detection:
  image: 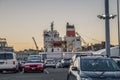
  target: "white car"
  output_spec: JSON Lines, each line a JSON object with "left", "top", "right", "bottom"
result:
{"left": 0, "top": 52, "right": 19, "bottom": 73}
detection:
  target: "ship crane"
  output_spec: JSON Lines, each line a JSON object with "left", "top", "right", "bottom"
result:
{"left": 32, "top": 37, "right": 39, "bottom": 50}
{"left": 75, "top": 32, "right": 88, "bottom": 47}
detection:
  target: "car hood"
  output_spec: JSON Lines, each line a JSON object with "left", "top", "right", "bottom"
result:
{"left": 80, "top": 71, "right": 120, "bottom": 79}
{"left": 24, "top": 63, "right": 43, "bottom": 66}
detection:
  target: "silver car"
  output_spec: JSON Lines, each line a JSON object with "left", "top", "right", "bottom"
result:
{"left": 44, "top": 59, "right": 56, "bottom": 68}
{"left": 67, "top": 56, "right": 120, "bottom": 80}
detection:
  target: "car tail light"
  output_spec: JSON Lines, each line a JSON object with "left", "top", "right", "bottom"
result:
{"left": 38, "top": 64, "right": 43, "bottom": 67}
{"left": 13, "top": 61, "right": 15, "bottom": 65}
{"left": 25, "top": 65, "right": 30, "bottom": 67}
{"left": 37, "top": 65, "right": 41, "bottom": 67}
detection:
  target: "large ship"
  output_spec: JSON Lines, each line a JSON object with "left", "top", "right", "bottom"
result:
{"left": 43, "top": 22, "right": 63, "bottom": 52}
{"left": 64, "top": 23, "right": 82, "bottom": 52}
{"left": 43, "top": 22, "right": 82, "bottom": 52}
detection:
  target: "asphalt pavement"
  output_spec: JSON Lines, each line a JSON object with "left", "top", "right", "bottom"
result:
{"left": 0, "top": 68, "right": 68, "bottom": 80}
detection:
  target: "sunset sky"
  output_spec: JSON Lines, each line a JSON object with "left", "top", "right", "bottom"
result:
{"left": 0, "top": 0, "right": 119, "bottom": 51}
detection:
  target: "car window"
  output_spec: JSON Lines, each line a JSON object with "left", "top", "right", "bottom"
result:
{"left": 117, "top": 61, "right": 120, "bottom": 68}
{"left": 81, "top": 58, "right": 120, "bottom": 71}
{"left": 0, "top": 53, "right": 13, "bottom": 60}
{"left": 28, "top": 56, "right": 41, "bottom": 60}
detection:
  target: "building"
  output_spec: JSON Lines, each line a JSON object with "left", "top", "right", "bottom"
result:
{"left": 0, "top": 38, "right": 14, "bottom": 52}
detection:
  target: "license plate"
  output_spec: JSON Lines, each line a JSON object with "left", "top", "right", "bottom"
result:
{"left": 32, "top": 67, "right": 35, "bottom": 70}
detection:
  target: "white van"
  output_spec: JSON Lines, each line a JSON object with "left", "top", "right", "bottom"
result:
{"left": 0, "top": 52, "right": 19, "bottom": 73}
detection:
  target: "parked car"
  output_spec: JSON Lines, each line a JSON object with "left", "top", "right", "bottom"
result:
{"left": 61, "top": 58, "right": 71, "bottom": 68}
{"left": 71, "top": 53, "right": 93, "bottom": 64}
{"left": 67, "top": 56, "right": 120, "bottom": 80}
{"left": 18, "top": 60, "right": 26, "bottom": 71}
{"left": 56, "top": 60, "right": 62, "bottom": 68}
{"left": 44, "top": 59, "right": 56, "bottom": 68}
{"left": 0, "top": 52, "right": 19, "bottom": 73}
{"left": 23, "top": 55, "right": 44, "bottom": 73}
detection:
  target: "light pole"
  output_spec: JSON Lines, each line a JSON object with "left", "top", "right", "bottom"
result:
{"left": 98, "top": 0, "right": 116, "bottom": 57}
{"left": 117, "top": 0, "right": 120, "bottom": 56}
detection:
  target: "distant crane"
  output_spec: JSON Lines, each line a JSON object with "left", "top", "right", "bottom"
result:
{"left": 32, "top": 37, "right": 39, "bottom": 50}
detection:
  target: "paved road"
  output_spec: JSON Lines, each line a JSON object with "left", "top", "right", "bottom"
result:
{"left": 0, "top": 68, "right": 68, "bottom": 80}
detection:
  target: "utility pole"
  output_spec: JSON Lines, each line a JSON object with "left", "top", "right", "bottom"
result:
{"left": 98, "top": 0, "right": 116, "bottom": 57}
{"left": 117, "top": 0, "right": 120, "bottom": 56}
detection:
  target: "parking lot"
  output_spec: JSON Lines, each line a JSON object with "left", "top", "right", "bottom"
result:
{"left": 0, "top": 68, "right": 68, "bottom": 80}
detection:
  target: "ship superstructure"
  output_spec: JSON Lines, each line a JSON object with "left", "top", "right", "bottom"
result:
{"left": 64, "top": 23, "right": 82, "bottom": 52}
{"left": 0, "top": 38, "right": 14, "bottom": 52}
{"left": 43, "top": 22, "right": 63, "bottom": 52}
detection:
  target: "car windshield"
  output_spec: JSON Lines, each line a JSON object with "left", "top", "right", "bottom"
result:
{"left": 27, "top": 55, "right": 43, "bottom": 63}
{"left": 0, "top": 53, "right": 13, "bottom": 60}
{"left": 26, "top": 60, "right": 41, "bottom": 63}
{"left": 81, "top": 58, "right": 120, "bottom": 71}
{"left": 64, "top": 59, "right": 71, "bottom": 61}
{"left": 28, "top": 56, "right": 41, "bottom": 61}
{"left": 47, "top": 59, "right": 55, "bottom": 62}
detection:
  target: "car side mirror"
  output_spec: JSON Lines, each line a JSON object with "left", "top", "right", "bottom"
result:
{"left": 72, "top": 66, "right": 78, "bottom": 71}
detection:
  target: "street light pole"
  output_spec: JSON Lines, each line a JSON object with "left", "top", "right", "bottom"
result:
{"left": 117, "top": 0, "right": 120, "bottom": 56}
{"left": 97, "top": 0, "right": 116, "bottom": 57}
{"left": 105, "top": 0, "right": 110, "bottom": 57}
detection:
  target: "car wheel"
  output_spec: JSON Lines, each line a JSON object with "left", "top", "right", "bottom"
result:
{"left": 41, "top": 70, "right": 44, "bottom": 73}
{"left": 24, "top": 70, "right": 27, "bottom": 73}
{"left": 53, "top": 66, "right": 56, "bottom": 68}
{"left": 0, "top": 70, "right": 3, "bottom": 73}
{"left": 14, "top": 69, "right": 19, "bottom": 73}
{"left": 19, "top": 68, "right": 23, "bottom": 72}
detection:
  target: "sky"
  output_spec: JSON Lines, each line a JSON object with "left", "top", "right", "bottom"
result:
{"left": 0, "top": 0, "right": 119, "bottom": 51}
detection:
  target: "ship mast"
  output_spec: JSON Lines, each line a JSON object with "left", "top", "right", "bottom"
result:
{"left": 51, "top": 21, "right": 54, "bottom": 52}
{"left": 51, "top": 21, "right": 54, "bottom": 32}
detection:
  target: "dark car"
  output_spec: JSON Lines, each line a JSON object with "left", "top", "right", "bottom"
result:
{"left": 61, "top": 58, "right": 71, "bottom": 68}
{"left": 67, "top": 56, "right": 120, "bottom": 80}
{"left": 18, "top": 60, "right": 26, "bottom": 71}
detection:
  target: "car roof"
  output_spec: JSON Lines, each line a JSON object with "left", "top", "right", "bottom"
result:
{"left": 0, "top": 52, "right": 14, "bottom": 54}
{"left": 29, "top": 55, "right": 41, "bottom": 56}
{"left": 112, "top": 58, "right": 120, "bottom": 61}
{"left": 80, "top": 56, "right": 110, "bottom": 59}
{"left": 46, "top": 59, "right": 54, "bottom": 60}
